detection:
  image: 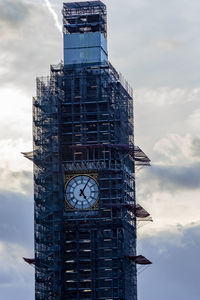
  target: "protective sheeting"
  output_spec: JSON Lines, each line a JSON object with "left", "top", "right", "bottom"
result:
{"left": 64, "top": 32, "right": 107, "bottom": 65}
{"left": 126, "top": 255, "right": 152, "bottom": 265}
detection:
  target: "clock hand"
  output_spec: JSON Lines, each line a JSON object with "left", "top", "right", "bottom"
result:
{"left": 79, "top": 189, "right": 87, "bottom": 199}
{"left": 79, "top": 189, "right": 84, "bottom": 196}
{"left": 79, "top": 177, "right": 90, "bottom": 199}
{"left": 82, "top": 177, "right": 90, "bottom": 192}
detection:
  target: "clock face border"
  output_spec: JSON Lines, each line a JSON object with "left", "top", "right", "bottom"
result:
{"left": 65, "top": 172, "right": 99, "bottom": 211}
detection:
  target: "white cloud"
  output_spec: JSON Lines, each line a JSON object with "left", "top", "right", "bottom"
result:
{"left": 153, "top": 134, "right": 200, "bottom": 165}
{"left": 138, "top": 189, "right": 200, "bottom": 237}
{"left": 0, "top": 138, "right": 32, "bottom": 172}
{"left": 0, "top": 167, "right": 32, "bottom": 194}
{"left": 187, "top": 109, "right": 200, "bottom": 131}
{"left": 152, "top": 38, "right": 179, "bottom": 51}
{"left": 0, "top": 88, "right": 32, "bottom": 174}
{"left": 134, "top": 86, "right": 200, "bottom": 160}
{"left": 135, "top": 87, "right": 200, "bottom": 106}
{"left": 136, "top": 133, "right": 200, "bottom": 235}
{"left": 0, "top": 88, "right": 31, "bottom": 139}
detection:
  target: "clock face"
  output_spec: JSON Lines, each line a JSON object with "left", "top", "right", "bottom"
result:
{"left": 65, "top": 175, "right": 98, "bottom": 210}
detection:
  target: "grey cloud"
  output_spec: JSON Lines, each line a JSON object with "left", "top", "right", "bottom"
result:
{"left": 0, "top": 0, "right": 30, "bottom": 31}
{"left": 0, "top": 169, "right": 33, "bottom": 247}
{"left": 0, "top": 268, "right": 17, "bottom": 285}
{"left": 0, "top": 169, "right": 34, "bottom": 298}
{"left": 0, "top": 168, "right": 33, "bottom": 195}
{"left": 11, "top": 170, "right": 33, "bottom": 194}
{"left": 153, "top": 164, "right": 200, "bottom": 190}
{"left": 0, "top": 238, "right": 34, "bottom": 298}
{"left": 135, "top": 99, "right": 200, "bottom": 157}
{"left": 137, "top": 163, "right": 200, "bottom": 193}
{"left": 107, "top": 0, "right": 200, "bottom": 88}
{"left": 1, "top": 285, "right": 34, "bottom": 300}
{"left": 0, "top": 189, "right": 33, "bottom": 247}
{"left": 0, "top": 1, "right": 62, "bottom": 93}
{"left": 138, "top": 224, "right": 200, "bottom": 300}
{"left": 1, "top": 0, "right": 200, "bottom": 93}
{"left": 190, "top": 137, "right": 200, "bottom": 158}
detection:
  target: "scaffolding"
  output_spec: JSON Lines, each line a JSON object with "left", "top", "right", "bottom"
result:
{"left": 63, "top": 1, "right": 107, "bottom": 36}
{"left": 33, "top": 68, "right": 65, "bottom": 299}
{"left": 32, "top": 58, "right": 152, "bottom": 299}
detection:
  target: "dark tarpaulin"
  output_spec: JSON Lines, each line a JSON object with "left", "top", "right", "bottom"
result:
{"left": 23, "top": 257, "right": 35, "bottom": 265}
{"left": 64, "top": 1, "right": 105, "bottom": 9}
{"left": 105, "top": 203, "right": 150, "bottom": 218}
{"left": 126, "top": 255, "right": 152, "bottom": 265}
{"left": 126, "top": 204, "right": 150, "bottom": 218}
{"left": 21, "top": 151, "right": 34, "bottom": 162}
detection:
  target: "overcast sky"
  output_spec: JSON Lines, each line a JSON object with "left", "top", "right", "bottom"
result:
{"left": 0, "top": 0, "right": 200, "bottom": 299}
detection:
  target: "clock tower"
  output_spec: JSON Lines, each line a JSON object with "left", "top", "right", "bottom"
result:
{"left": 33, "top": 1, "right": 150, "bottom": 300}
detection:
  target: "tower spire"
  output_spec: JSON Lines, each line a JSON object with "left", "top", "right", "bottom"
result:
{"left": 63, "top": 1, "right": 107, "bottom": 65}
